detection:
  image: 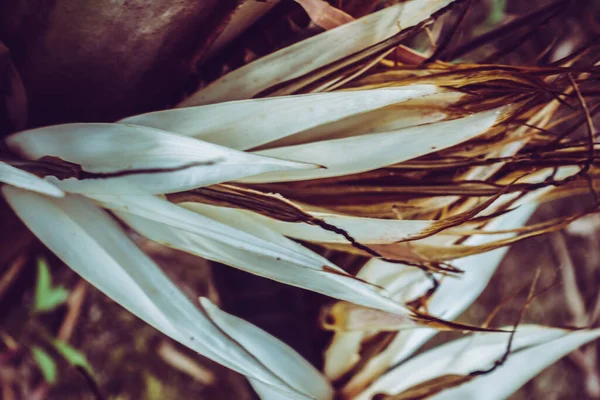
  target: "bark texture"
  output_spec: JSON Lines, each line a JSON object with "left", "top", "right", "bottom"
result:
{"left": 0, "top": 0, "right": 237, "bottom": 126}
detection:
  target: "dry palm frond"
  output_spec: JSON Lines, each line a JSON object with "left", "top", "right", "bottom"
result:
{"left": 363, "top": 326, "right": 600, "bottom": 400}
{"left": 2, "top": 1, "right": 600, "bottom": 399}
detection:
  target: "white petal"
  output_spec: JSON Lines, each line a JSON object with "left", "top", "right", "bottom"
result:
{"left": 201, "top": 298, "right": 333, "bottom": 400}
{"left": 180, "top": 0, "right": 456, "bottom": 106}
{"left": 242, "top": 109, "right": 501, "bottom": 183}
{"left": 0, "top": 161, "right": 64, "bottom": 197}
{"left": 1, "top": 186, "right": 310, "bottom": 398}
{"left": 122, "top": 86, "right": 439, "bottom": 151}
{"left": 360, "top": 325, "right": 600, "bottom": 400}
{"left": 6, "top": 123, "right": 315, "bottom": 194}
{"left": 112, "top": 200, "right": 409, "bottom": 315}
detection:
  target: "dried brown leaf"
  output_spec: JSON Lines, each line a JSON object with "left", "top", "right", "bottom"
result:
{"left": 294, "top": 0, "right": 354, "bottom": 30}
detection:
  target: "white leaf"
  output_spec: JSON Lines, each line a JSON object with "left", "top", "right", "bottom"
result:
{"left": 360, "top": 325, "right": 600, "bottom": 400}
{"left": 251, "top": 379, "right": 306, "bottom": 400}
{"left": 179, "top": 203, "right": 414, "bottom": 314}
{"left": 430, "top": 329, "right": 600, "bottom": 400}
{"left": 92, "top": 194, "right": 331, "bottom": 269}
{"left": 427, "top": 205, "right": 538, "bottom": 320}
{"left": 1, "top": 187, "right": 307, "bottom": 398}
{"left": 329, "top": 204, "right": 537, "bottom": 394}
{"left": 242, "top": 109, "right": 501, "bottom": 183}
{"left": 179, "top": 202, "right": 336, "bottom": 257}
{"left": 324, "top": 261, "right": 428, "bottom": 379}
{"left": 201, "top": 298, "right": 333, "bottom": 400}
{"left": 180, "top": 0, "right": 455, "bottom": 106}
{"left": 0, "top": 161, "right": 64, "bottom": 197}
{"left": 229, "top": 208, "right": 434, "bottom": 244}
{"left": 121, "top": 87, "right": 439, "bottom": 151}
{"left": 111, "top": 200, "right": 409, "bottom": 315}
{"left": 324, "top": 332, "right": 366, "bottom": 380}
{"left": 265, "top": 91, "right": 461, "bottom": 149}
{"left": 6, "top": 123, "right": 315, "bottom": 194}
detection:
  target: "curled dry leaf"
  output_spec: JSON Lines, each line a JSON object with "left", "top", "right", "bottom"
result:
{"left": 361, "top": 326, "right": 600, "bottom": 400}
{"left": 324, "top": 203, "right": 538, "bottom": 394}
{"left": 292, "top": 0, "right": 427, "bottom": 64}
{"left": 293, "top": 0, "right": 354, "bottom": 30}
{"left": 2, "top": 2, "right": 599, "bottom": 398}
{"left": 323, "top": 301, "right": 508, "bottom": 334}
{"left": 324, "top": 302, "right": 418, "bottom": 332}
{"left": 170, "top": 185, "right": 446, "bottom": 245}
{"left": 180, "top": 0, "right": 457, "bottom": 106}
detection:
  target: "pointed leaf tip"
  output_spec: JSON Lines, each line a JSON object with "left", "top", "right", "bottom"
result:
{"left": 0, "top": 161, "right": 64, "bottom": 197}
{"left": 6, "top": 123, "right": 317, "bottom": 194}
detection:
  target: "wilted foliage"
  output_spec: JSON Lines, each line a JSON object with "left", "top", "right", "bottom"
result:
{"left": 1, "top": 0, "right": 600, "bottom": 399}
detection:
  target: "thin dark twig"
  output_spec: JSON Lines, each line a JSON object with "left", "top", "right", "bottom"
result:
{"left": 470, "top": 266, "right": 542, "bottom": 376}
{"left": 568, "top": 73, "right": 599, "bottom": 203}
{"left": 427, "top": 0, "right": 472, "bottom": 62}
{"left": 551, "top": 232, "right": 588, "bottom": 326}
{"left": 569, "top": 74, "right": 597, "bottom": 161}
{"left": 542, "top": 102, "right": 600, "bottom": 151}
{"left": 482, "top": 2, "right": 570, "bottom": 64}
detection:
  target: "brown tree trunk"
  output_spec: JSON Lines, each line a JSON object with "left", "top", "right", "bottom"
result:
{"left": 0, "top": 0, "right": 237, "bottom": 127}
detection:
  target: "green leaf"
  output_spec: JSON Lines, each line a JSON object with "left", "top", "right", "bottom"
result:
{"left": 34, "top": 257, "right": 69, "bottom": 313}
{"left": 487, "top": 0, "right": 506, "bottom": 26}
{"left": 144, "top": 373, "right": 165, "bottom": 400}
{"left": 31, "top": 346, "right": 57, "bottom": 384}
{"left": 53, "top": 339, "right": 93, "bottom": 374}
